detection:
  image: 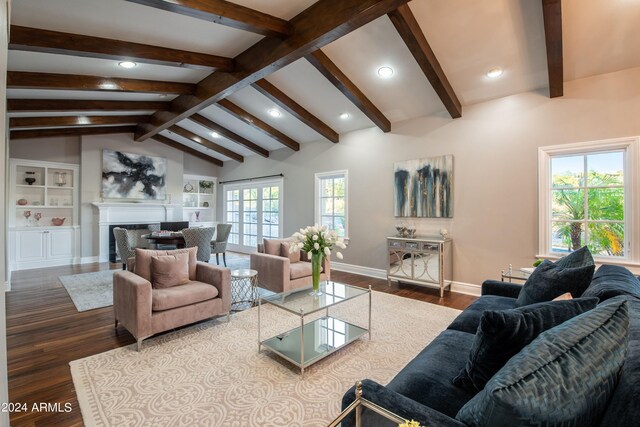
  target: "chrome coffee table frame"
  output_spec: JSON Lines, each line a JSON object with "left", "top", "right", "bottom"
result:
{"left": 258, "top": 281, "right": 371, "bottom": 375}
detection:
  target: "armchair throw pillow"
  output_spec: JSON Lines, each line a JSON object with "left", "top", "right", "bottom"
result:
{"left": 582, "top": 264, "right": 640, "bottom": 302}
{"left": 452, "top": 297, "right": 598, "bottom": 392}
{"left": 554, "top": 245, "right": 595, "bottom": 269}
{"left": 515, "top": 260, "right": 594, "bottom": 307}
{"left": 280, "top": 242, "right": 301, "bottom": 263}
{"left": 151, "top": 252, "right": 190, "bottom": 289}
{"left": 456, "top": 297, "right": 629, "bottom": 427}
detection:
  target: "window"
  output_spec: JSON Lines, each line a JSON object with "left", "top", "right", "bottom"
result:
{"left": 538, "top": 137, "right": 639, "bottom": 263}
{"left": 315, "top": 170, "right": 348, "bottom": 238}
{"left": 223, "top": 179, "right": 283, "bottom": 251}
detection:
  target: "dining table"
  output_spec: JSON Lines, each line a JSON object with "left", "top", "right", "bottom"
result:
{"left": 142, "top": 233, "right": 186, "bottom": 249}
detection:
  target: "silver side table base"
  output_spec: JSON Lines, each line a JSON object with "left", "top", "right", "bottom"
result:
{"left": 230, "top": 269, "right": 258, "bottom": 311}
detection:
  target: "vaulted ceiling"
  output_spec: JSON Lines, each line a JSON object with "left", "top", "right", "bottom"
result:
{"left": 7, "top": 0, "right": 640, "bottom": 166}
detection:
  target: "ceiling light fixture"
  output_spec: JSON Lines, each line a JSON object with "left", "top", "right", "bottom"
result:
{"left": 377, "top": 66, "right": 394, "bottom": 79}
{"left": 118, "top": 61, "right": 137, "bottom": 69}
{"left": 486, "top": 67, "right": 504, "bottom": 79}
{"left": 210, "top": 131, "right": 220, "bottom": 138}
{"left": 268, "top": 108, "right": 281, "bottom": 118}
{"left": 339, "top": 113, "right": 350, "bottom": 120}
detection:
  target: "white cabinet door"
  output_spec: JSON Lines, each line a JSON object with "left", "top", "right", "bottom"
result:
{"left": 48, "top": 229, "right": 74, "bottom": 259}
{"left": 16, "top": 230, "right": 47, "bottom": 263}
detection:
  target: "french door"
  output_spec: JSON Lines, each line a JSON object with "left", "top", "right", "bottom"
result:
{"left": 224, "top": 179, "right": 283, "bottom": 252}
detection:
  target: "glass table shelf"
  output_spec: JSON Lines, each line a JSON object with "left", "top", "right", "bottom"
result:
{"left": 259, "top": 281, "right": 371, "bottom": 374}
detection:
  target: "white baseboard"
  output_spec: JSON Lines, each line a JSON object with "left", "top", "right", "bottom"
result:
{"left": 331, "top": 262, "right": 481, "bottom": 297}
{"left": 80, "top": 256, "right": 100, "bottom": 264}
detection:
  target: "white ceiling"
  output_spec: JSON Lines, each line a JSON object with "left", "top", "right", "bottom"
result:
{"left": 8, "top": 0, "right": 640, "bottom": 164}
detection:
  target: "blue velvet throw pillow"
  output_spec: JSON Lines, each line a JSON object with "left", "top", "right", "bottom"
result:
{"left": 452, "top": 297, "right": 599, "bottom": 392}
{"left": 456, "top": 296, "right": 629, "bottom": 427}
{"left": 554, "top": 245, "right": 595, "bottom": 269}
{"left": 583, "top": 264, "right": 640, "bottom": 302}
{"left": 515, "top": 260, "right": 595, "bottom": 307}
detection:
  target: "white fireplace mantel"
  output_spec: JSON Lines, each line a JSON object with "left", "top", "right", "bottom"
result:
{"left": 92, "top": 202, "right": 180, "bottom": 262}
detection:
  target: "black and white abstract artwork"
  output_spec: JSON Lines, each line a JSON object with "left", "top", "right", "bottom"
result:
{"left": 394, "top": 155, "right": 453, "bottom": 218}
{"left": 102, "top": 150, "right": 167, "bottom": 200}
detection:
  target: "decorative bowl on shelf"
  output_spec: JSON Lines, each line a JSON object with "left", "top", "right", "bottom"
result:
{"left": 202, "top": 202, "right": 209, "bottom": 207}
{"left": 51, "top": 217, "right": 66, "bottom": 226}
{"left": 17, "top": 199, "right": 28, "bottom": 206}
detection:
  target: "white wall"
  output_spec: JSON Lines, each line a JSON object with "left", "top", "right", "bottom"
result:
{"left": 9, "top": 136, "right": 81, "bottom": 164}
{"left": 1, "top": 1, "right": 11, "bottom": 424}
{"left": 218, "top": 66, "right": 640, "bottom": 286}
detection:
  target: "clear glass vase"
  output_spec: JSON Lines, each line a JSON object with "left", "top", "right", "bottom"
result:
{"left": 311, "top": 252, "right": 323, "bottom": 296}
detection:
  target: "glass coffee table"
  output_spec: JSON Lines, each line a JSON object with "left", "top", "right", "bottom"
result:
{"left": 258, "top": 281, "right": 371, "bottom": 375}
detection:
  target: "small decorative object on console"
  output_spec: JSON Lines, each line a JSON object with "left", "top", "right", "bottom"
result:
{"left": 289, "top": 225, "right": 346, "bottom": 295}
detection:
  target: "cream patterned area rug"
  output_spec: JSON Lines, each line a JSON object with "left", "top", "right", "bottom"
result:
{"left": 70, "top": 291, "right": 461, "bottom": 426}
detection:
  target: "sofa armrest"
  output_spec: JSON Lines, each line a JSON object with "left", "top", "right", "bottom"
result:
{"left": 341, "top": 379, "right": 466, "bottom": 427}
{"left": 250, "top": 252, "right": 289, "bottom": 293}
{"left": 113, "top": 270, "right": 152, "bottom": 339}
{"left": 196, "top": 262, "right": 231, "bottom": 312}
{"left": 481, "top": 279, "right": 522, "bottom": 298}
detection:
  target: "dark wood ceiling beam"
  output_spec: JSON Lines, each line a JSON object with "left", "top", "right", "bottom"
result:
{"left": 306, "top": 49, "right": 390, "bottom": 132}
{"left": 9, "top": 115, "right": 150, "bottom": 130}
{"left": 388, "top": 5, "right": 461, "bottom": 118}
{"left": 252, "top": 79, "right": 339, "bottom": 143}
{"left": 134, "top": 0, "right": 411, "bottom": 141}
{"left": 125, "top": 0, "right": 291, "bottom": 38}
{"left": 10, "top": 125, "right": 136, "bottom": 140}
{"left": 9, "top": 25, "right": 233, "bottom": 71}
{"left": 151, "top": 134, "right": 224, "bottom": 166}
{"left": 7, "top": 71, "right": 195, "bottom": 94}
{"left": 167, "top": 125, "right": 244, "bottom": 162}
{"left": 7, "top": 99, "right": 171, "bottom": 112}
{"left": 216, "top": 99, "right": 300, "bottom": 151}
{"left": 189, "top": 114, "right": 268, "bottom": 157}
{"left": 542, "top": 0, "right": 563, "bottom": 98}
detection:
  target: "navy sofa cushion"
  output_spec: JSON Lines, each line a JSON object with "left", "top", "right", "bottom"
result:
{"left": 456, "top": 297, "right": 629, "bottom": 427}
{"left": 515, "top": 260, "right": 595, "bottom": 307}
{"left": 554, "top": 245, "right": 595, "bottom": 268}
{"left": 583, "top": 264, "right": 640, "bottom": 302}
{"left": 448, "top": 296, "right": 517, "bottom": 334}
{"left": 452, "top": 297, "right": 599, "bottom": 392}
{"left": 386, "top": 329, "right": 478, "bottom": 418}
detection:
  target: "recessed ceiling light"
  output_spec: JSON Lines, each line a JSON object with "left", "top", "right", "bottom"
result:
{"left": 339, "top": 113, "right": 350, "bottom": 120}
{"left": 100, "top": 82, "right": 117, "bottom": 90}
{"left": 377, "top": 66, "right": 394, "bottom": 79}
{"left": 210, "top": 131, "right": 220, "bottom": 138}
{"left": 268, "top": 108, "right": 281, "bottom": 118}
{"left": 118, "top": 61, "right": 137, "bottom": 69}
{"left": 486, "top": 67, "right": 504, "bottom": 79}
{"left": 158, "top": 94, "right": 168, "bottom": 98}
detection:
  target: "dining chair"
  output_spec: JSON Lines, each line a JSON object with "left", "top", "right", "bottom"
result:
{"left": 211, "top": 223, "right": 233, "bottom": 267}
{"left": 113, "top": 227, "right": 136, "bottom": 270}
{"left": 182, "top": 227, "right": 216, "bottom": 262}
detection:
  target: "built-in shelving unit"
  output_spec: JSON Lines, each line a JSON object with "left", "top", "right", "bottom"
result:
{"left": 8, "top": 159, "right": 80, "bottom": 271}
{"left": 182, "top": 174, "right": 217, "bottom": 227}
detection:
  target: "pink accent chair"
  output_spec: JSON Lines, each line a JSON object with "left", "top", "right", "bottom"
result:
{"left": 113, "top": 247, "right": 231, "bottom": 351}
{"left": 250, "top": 238, "right": 331, "bottom": 293}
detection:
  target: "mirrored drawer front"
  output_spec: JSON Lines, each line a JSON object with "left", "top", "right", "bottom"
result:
{"left": 404, "top": 242, "right": 419, "bottom": 250}
{"left": 388, "top": 240, "right": 403, "bottom": 248}
{"left": 422, "top": 243, "right": 440, "bottom": 251}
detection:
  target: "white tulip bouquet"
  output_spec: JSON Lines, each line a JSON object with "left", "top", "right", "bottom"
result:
{"left": 290, "top": 225, "right": 347, "bottom": 294}
{"left": 289, "top": 225, "right": 346, "bottom": 259}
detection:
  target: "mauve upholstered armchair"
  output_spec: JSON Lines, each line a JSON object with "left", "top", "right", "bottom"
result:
{"left": 113, "top": 247, "right": 231, "bottom": 351}
{"left": 250, "top": 238, "right": 330, "bottom": 293}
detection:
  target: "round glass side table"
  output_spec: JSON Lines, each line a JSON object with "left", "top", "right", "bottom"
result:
{"left": 230, "top": 269, "right": 259, "bottom": 311}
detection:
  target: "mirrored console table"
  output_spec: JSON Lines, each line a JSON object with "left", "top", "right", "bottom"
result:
{"left": 387, "top": 236, "right": 453, "bottom": 298}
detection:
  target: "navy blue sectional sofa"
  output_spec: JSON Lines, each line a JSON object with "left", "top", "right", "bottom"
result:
{"left": 342, "top": 265, "right": 640, "bottom": 427}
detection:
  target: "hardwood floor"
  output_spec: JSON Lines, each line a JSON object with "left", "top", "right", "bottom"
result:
{"left": 5, "top": 259, "right": 477, "bottom": 426}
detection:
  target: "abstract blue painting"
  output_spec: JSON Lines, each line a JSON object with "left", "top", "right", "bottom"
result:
{"left": 394, "top": 155, "right": 453, "bottom": 218}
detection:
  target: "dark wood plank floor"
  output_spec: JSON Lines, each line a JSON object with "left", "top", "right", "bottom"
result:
{"left": 5, "top": 260, "right": 477, "bottom": 426}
